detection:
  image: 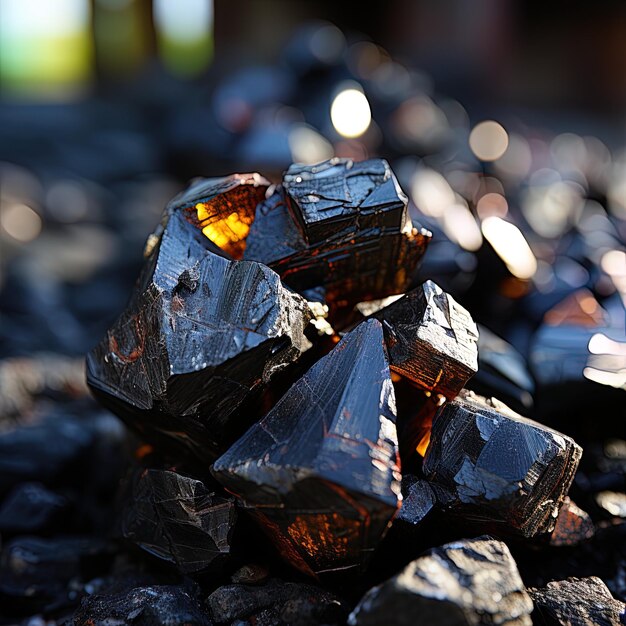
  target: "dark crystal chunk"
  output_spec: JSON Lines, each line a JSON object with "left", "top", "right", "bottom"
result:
{"left": 282, "top": 158, "right": 410, "bottom": 244}
{"left": 243, "top": 159, "right": 431, "bottom": 309}
{"left": 86, "top": 206, "right": 311, "bottom": 461}
{"left": 372, "top": 280, "right": 478, "bottom": 399}
{"left": 349, "top": 536, "right": 533, "bottom": 626}
{"left": 206, "top": 578, "right": 348, "bottom": 625}
{"left": 423, "top": 391, "right": 582, "bottom": 538}
{"left": 73, "top": 583, "right": 211, "bottom": 626}
{"left": 529, "top": 577, "right": 626, "bottom": 626}
{"left": 168, "top": 172, "right": 269, "bottom": 259}
{"left": 121, "top": 469, "right": 236, "bottom": 574}
{"left": 212, "top": 319, "right": 401, "bottom": 577}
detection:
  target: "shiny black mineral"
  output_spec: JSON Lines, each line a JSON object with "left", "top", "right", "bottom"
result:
{"left": 121, "top": 468, "right": 236, "bottom": 574}
{"left": 372, "top": 280, "right": 479, "bottom": 398}
{"left": 349, "top": 536, "right": 534, "bottom": 626}
{"left": 86, "top": 176, "right": 311, "bottom": 460}
{"left": 423, "top": 390, "right": 582, "bottom": 538}
{"left": 243, "top": 158, "right": 431, "bottom": 308}
{"left": 212, "top": 319, "right": 401, "bottom": 577}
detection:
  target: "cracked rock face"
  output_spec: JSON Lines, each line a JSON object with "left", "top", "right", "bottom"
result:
{"left": 349, "top": 536, "right": 534, "bottom": 625}
{"left": 529, "top": 577, "right": 626, "bottom": 625}
{"left": 243, "top": 158, "right": 431, "bottom": 308}
{"left": 373, "top": 280, "right": 479, "bottom": 399}
{"left": 212, "top": 319, "right": 401, "bottom": 577}
{"left": 86, "top": 187, "right": 311, "bottom": 461}
{"left": 423, "top": 390, "right": 582, "bottom": 538}
{"left": 120, "top": 468, "right": 236, "bottom": 574}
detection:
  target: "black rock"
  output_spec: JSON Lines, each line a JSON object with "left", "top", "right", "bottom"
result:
{"left": 206, "top": 578, "right": 348, "bottom": 625}
{"left": 372, "top": 280, "right": 478, "bottom": 399}
{"left": 0, "top": 482, "right": 69, "bottom": 535}
{"left": 121, "top": 468, "right": 236, "bottom": 574}
{"left": 73, "top": 583, "right": 211, "bottom": 626}
{"left": 243, "top": 159, "right": 431, "bottom": 310}
{"left": 529, "top": 577, "right": 626, "bottom": 625}
{"left": 395, "top": 475, "right": 436, "bottom": 527}
{"left": 282, "top": 158, "right": 410, "bottom": 245}
{"left": 549, "top": 497, "right": 595, "bottom": 547}
{"left": 86, "top": 198, "right": 312, "bottom": 461}
{"left": 212, "top": 319, "right": 401, "bottom": 577}
{"left": 349, "top": 536, "right": 534, "bottom": 625}
{"left": 423, "top": 390, "right": 582, "bottom": 538}
{"left": 0, "top": 536, "right": 114, "bottom": 615}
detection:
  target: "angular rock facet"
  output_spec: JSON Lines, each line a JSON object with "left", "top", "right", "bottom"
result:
{"left": 349, "top": 536, "right": 533, "bottom": 625}
{"left": 121, "top": 469, "right": 236, "bottom": 573}
{"left": 243, "top": 159, "right": 431, "bottom": 308}
{"left": 372, "top": 280, "right": 478, "bottom": 399}
{"left": 529, "top": 577, "right": 626, "bottom": 626}
{"left": 86, "top": 206, "right": 311, "bottom": 461}
{"left": 212, "top": 319, "right": 401, "bottom": 577}
{"left": 74, "top": 584, "right": 211, "bottom": 626}
{"left": 423, "top": 390, "right": 582, "bottom": 538}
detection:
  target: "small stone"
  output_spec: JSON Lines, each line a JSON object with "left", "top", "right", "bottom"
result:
{"left": 0, "top": 482, "right": 69, "bottom": 534}
{"left": 349, "top": 536, "right": 533, "bottom": 625}
{"left": 73, "top": 583, "right": 211, "bottom": 626}
{"left": 206, "top": 578, "right": 348, "bottom": 625}
{"left": 121, "top": 468, "right": 236, "bottom": 573}
{"left": 550, "top": 497, "right": 595, "bottom": 547}
{"left": 423, "top": 390, "right": 582, "bottom": 538}
{"left": 529, "top": 576, "right": 626, "bottom": 625}
{"left": 372, "top": 280, "right": 478, "bottom": 399}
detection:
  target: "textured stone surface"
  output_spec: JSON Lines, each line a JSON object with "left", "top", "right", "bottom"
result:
{"left": 529, "top": 577, "right": 626, "bottom": 625}
{"left": 121, "top": 469, "right": 236, "bottom": 573}
{"left": 74, "top": 583, "right": 211, "bottom": 626}
{"left": 243, "top": 159, "right": 431, "bottom": 308}
{"left": 550, "top": 497, "right": 595, "bottom": 547}
{"left": 349, "top": 536, "right": 533, "bottom": 625}
{"left": 206, "top": 578, "right": 348, "bottom": 625}
{"left": 373, "top": 280, "right": 478, "bottom": 399}
{"left": 423, "top": 390, "right": 582, "bottom": 538}
{"left": 86, "top": 203, "right": 311, "bottom": 461}
{"left": 212, "top": 319, "right": 401, "bottom": 577}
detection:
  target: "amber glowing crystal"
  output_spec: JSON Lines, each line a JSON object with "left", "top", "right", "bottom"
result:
{"left": 86, "top": 181, "right": 311, "bottom": 461}
{"left": 423, "top": 390, "right": 582, "bottom": 538}
{"left": 212, "top": 319, "right": 402, "bottom": 577}
{"left": 170, "top": 172, "right": 269, "bottom": 259}
{"left": 243, "top": 158, "right": 431, "bottom": 307}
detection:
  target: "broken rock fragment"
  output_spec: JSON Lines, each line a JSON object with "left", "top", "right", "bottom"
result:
{"left": 121, "top": 468, "right": 236, "bottom": 574}
{"left": 86, "top": 203, "right": 311, "bottom": 461}
{"left": 372, "top": 280, "right": 479, "bottom": 399}
{"left": 349, "top": 536, "right": 533, "bottom": 625}
{"left": 74, "top": 583, "right": 211, "bottom": 626}
{"left": 212, "top": 319, "right": 401, "bottom": 577}
{"left": 529, "top": 577, "right": 626, "bottom": 625}
{"left": 243, "top": 159, "right": 431, "bottom": 308}
{"left": 206, "top": 578, "right": 348, "bottom": 625}
{"left": 423, "top": 390, "right": 582, "bottom": 538}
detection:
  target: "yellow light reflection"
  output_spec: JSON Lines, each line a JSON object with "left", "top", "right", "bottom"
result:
{"left": 196, "top": 203, "right": 252, "bottom": 257}
{"left": 481, "top": 217, "right": 537, "bottom": 279}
